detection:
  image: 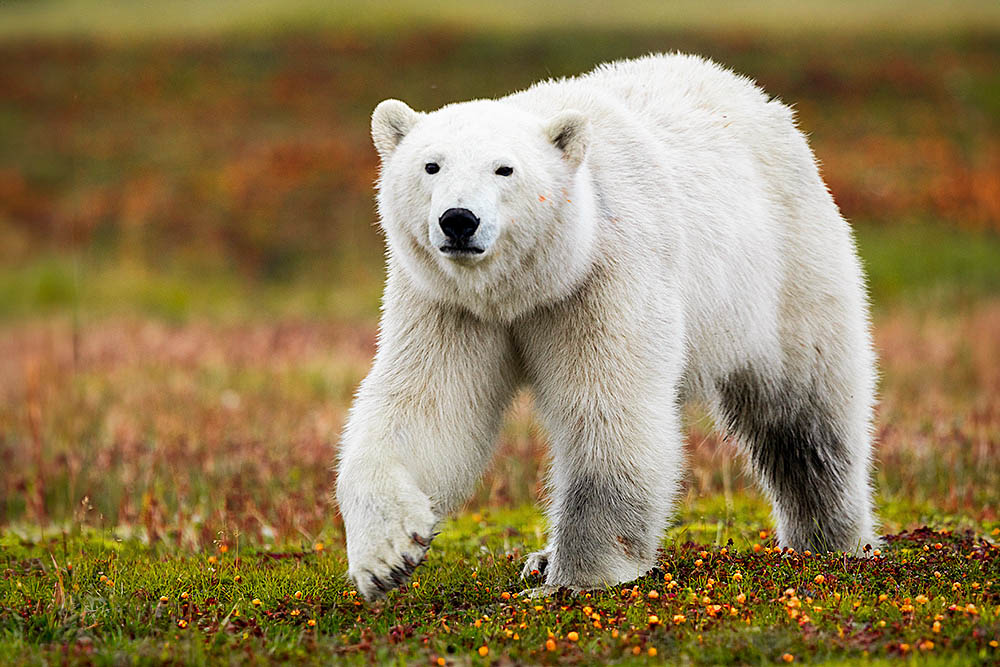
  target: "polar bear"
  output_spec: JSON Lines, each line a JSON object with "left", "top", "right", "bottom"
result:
{"left": 335, "top": 53, "right": 878, "bottom": 600}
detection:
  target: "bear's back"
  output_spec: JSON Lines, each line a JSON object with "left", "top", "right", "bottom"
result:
{"left": 581, "top": 54, "right": 775, "bottom": 119}
{"left": 509, "top": 53, "right": 800, "bottom": 175}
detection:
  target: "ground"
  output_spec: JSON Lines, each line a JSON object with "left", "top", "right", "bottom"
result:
{"left": 0, "top": 1, "right": 998, "bottom": 663}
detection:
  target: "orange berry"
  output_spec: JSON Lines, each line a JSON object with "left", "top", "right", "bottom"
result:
{"left": 782, "top": 653, "right": 794, "bottom": 662}
{"left": 567, "top": 631, "right": 579, "bottom": 642}
{"left": 545, "top": 639, "right": 556, "bottom": 651}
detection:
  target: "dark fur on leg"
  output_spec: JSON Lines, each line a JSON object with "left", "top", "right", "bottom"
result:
{"left": 717, "top": 367, "right": 862, "bottom": 553}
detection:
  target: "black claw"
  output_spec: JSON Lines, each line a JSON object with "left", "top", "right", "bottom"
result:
{"left": 411, "top": 532, "right": 429, "bottom": 547}
{"left": 389, "top": 565, "right": 409, "bottom": 586}
{"left": 370, "top": 574, "right": 390, "bottom": 594}
{"left": 402, "top": 553, "right": 419, "bottom": 571}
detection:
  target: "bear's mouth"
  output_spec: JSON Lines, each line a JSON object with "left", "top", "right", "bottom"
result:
{"left": 439, "top": 245, "right": 485, "bottom": 256}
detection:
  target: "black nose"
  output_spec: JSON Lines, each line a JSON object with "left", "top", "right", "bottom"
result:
{"left": 439, "top": 208, "right": 480, "bottom": 243}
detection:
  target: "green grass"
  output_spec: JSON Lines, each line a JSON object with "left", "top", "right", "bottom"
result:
{"left": 2, "top": 498, "right": 998, "bottom": 665}
{"left": 0, "top": 254, "right": 384, "bottom": 324}
{"left": 854, "top": 223, "right": 1000, "bottom": 312}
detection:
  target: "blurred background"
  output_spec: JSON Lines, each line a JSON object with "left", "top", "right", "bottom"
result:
{"left": 1, "top": 1, "right": 998, "bottom": 547}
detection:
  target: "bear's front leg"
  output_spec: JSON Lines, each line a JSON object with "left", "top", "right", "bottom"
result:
{"left": 519, "top": 272, "right": 686, "bottom": 591}
{"left": 538, "top": 429, "right": 683, "bottom": 590}
{"left": 336, "top": 285, "right": 518, "bottom": 600}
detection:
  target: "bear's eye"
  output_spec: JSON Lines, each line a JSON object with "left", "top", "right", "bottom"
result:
{"left": 424, "top": 162, "right": 440, "bottom": 174}
{"left": 495, "top": 166, "right": 514, "bottom": 177}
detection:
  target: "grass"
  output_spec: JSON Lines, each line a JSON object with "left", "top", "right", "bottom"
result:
{"left": 2, "top": 500, "right": 998, "bottom": 665}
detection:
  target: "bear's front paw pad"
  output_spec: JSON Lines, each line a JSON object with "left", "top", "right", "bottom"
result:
{"left": 520, "top": 549, "right": 550, "bottom": 580}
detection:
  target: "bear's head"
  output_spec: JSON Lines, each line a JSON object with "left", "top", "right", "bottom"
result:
{"left": 370, "top": 98, "right": 597, "bottom": 322}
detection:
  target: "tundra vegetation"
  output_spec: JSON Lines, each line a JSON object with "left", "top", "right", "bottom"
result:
{"left": 1, "top": 1, "right": 998, "bottom": 663}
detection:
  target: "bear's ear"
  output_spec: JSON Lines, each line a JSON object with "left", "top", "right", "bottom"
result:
{"left": 371, "top": 99, "right": 419, "bottom": 160}
{"left": 544, "top": 110, "right": 590, "bottom": 169}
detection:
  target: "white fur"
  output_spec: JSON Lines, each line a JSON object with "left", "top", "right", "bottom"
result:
{"left": 337, "top": 53, "right": 878, "bottom": 600}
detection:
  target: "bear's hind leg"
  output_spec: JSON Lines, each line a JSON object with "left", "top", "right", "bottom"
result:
{"left": 716, "top": 368, "right": 877, "bottom": 554}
